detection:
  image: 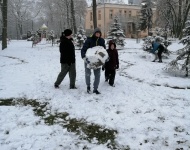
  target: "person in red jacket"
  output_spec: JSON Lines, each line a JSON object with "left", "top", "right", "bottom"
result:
{"left": 102, "top": 40, "right": 119, "bottom": 86}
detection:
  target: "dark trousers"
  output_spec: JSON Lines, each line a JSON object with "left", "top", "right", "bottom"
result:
{"left": 54, "top": 63, "right": 76, "bottom": 87}
{"left": 105, "top": 69, "right": 116, "bottom": 86}
{"left": 157, "top": 45, "right": 164, "bottom": 62}
{"left": 157, "top": 50, "right": 163, "bottom": 61}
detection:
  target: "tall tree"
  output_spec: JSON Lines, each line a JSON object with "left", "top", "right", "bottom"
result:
{"left": 70, "top": 0, "right": 77, "bottom": 34}
{"left": 140, "top": 0, "right": 153, "bottom": 35}
{"left": 92, "top": 0, "right": 97, "bottom": 29}
{"left": 9, "top": 0, "right": 41, "bottom": 39}
{"left": 107, "top": 16, "right": 126, "bottom": 48}
{"left": 0, "top": 0, "right": 8, "bottom": 50}
{"left": 166, "top": 18, "right": 190, "bottom": 77}
{"left": 156, "top": 0, "right": 190, "bottom": 39}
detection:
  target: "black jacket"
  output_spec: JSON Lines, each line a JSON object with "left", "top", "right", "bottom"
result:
{"left": 105, "top": 41, "right": 119, "bottom": 70}
{"left": 59, "top": 36, "right": 75, "bottom": 64}
{"left": 81, "top": 36, "right": 106, "bottom": 58}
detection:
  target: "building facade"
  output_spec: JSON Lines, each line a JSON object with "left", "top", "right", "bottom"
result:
{"left": 85, "top": 3, "right": 156, "bottom": 38}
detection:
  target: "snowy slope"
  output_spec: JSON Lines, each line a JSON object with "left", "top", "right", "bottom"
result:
{"left": 0, "top": 39, "right": 190, "bottom": 150}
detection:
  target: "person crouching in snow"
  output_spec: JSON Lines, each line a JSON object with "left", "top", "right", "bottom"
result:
{"left": 151, "top": 39, "right": 165, "bottom": 63}
{"left": 102, "top": 40, "right": 119, "bottom": 87}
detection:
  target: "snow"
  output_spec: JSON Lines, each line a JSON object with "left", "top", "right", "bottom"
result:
{"left": 86, "top": 46, "right": 109, "bottom": 69}
{"left": 0, "top": 39, "right": 190, "bottom": 149}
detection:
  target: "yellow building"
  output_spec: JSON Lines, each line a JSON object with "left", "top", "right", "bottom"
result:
{"left": 85, "top": 3, "right": 157, "bottom": 38}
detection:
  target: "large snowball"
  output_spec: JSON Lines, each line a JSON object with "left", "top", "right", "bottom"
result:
{"left": 86, "top": 46, "right": 108, "bottom": 69}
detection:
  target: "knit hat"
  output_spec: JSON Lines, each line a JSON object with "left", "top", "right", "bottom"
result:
{"left": 64, "top": 29, "right": 72, "bottom": 36}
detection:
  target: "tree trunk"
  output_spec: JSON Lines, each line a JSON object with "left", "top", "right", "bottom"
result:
{"left": 92, "top": 0, "right": 97, "bottom": 29}
{"left": 19, "top": 23, "right": 23, "bottom": 38}
{"left": 16, "top": 19, "right": 19, "bottom": 40}
{"left": 185, "top": 52, "right": 190, "bottom": 77}
{"left": 65, "top": 0, "right": 70, "bottom": 28}
{"left": 2, "top": 0, "right": 7, "bottom": 50}
{"left": 70, "top": 0, "right": 77, "bottom": 34}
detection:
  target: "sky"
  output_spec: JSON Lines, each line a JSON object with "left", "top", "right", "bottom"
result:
{"left": 0, "top": 38, "right": 190, "bottom": 150}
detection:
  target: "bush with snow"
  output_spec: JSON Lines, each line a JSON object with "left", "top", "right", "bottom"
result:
{"left": 165, "top": 20, "right": 190, "bottom": 77}
{"left": 85, "top": 46, "right": 108, "bottom": 69}
{"left": 142, "top": 36, "right": 171, "bottom": 57}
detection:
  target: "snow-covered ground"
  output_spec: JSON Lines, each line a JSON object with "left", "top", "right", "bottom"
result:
{"left": 0, "top": 39, "right": 190, "bottom": 150}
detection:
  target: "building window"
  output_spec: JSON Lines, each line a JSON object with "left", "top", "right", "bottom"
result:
{"left": 98, "top": 24, "right": 101, "bottom": 28}
{"left": 98, "top": 10, "right": 101, "bottom": 20}
{"left": 90, "top": 12, "right": 93, "bottom": 21}
{"left": 90, "top": 25, "right": 93, "bottom": 29}
{"left": 109, "top": 10, "right": 113, "bottom": 19}
{"left": 124, "top": 10, "right": 127, "bottom": 17}
{"left": 129, "top": 11, "right": 132, "bottom": 17}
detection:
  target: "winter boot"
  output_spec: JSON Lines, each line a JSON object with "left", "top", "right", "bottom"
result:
{"left": 109, "top": 84, "right": 115, "bottom": 87}
{"left": 158, "top": 59, "right": 162, "bottom": 63}
{"left": 87, "top": 86, "right": 91, "bottom": 94}
{"left": 54, "top": 84, "right": 59, "bottom": 89}
{"left": 93, "top": 90, "right": 101, "bottom": 94}
{"left": 70, "top": 85, "right": 77, "bottom": 89}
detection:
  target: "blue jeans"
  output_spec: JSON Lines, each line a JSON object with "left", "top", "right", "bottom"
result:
{"left": 84, "top": 63, "right": 101, "bottom": 91}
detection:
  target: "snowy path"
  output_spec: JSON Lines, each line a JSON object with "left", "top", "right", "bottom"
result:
{"left": 0, "top": 40, "right": 190, "bottom": 150}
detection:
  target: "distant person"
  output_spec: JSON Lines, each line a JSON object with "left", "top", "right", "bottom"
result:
{"left": 81, "top": 28, "right": 106, "bottom": 94}
{"left": 102, "top": 40, "right": 119, "bottom": 86}
{"left": 54, "top": 29, "right": 77, "bottom": 89}
{"left": 151, "top": 39, "right": 165, "bottom": 63}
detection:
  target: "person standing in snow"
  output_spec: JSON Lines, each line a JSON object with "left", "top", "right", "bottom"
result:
{"left": 81, "top": 28, "right": 106, "bottom": 94}
{"left": 54, "top": 29, "right": 77, "bottom": 89}
{"left": 151, "top": 39, "right": 165, "bottom": 63}
{"left": 102, "top": 40, "right": 119, "bottom": 86}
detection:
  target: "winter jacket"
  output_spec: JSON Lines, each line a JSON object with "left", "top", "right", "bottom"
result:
{"left": 81, "top": 28, "right": 106, "bottom": 58}
{"left": 105, "top": 41, "right": 119, "bottom": 70}
{"left": 59, "top": 36, "right": 75, "bottom": 64}
{"left": 151, "top": 42, "right": 164, "bottom": 53}
{"left": 151, "top": 42, "right": 160, "bottom": 53}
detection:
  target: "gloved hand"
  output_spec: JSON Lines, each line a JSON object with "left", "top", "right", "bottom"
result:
{"left": 102, "top": 67, "right": 105, "bottom": 71}
{"left": 83, "top": 57, "right": 87, "bottom": 63}
{"left": 83, "top": 57, "right": 90, "bottom": 64}
{"left": 116, "top": 65, "right": 119, "bottom": 69}
{"left": 82, "top": 57, "right": 87, "bottom": 63}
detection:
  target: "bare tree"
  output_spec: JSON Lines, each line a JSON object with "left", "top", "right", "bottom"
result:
{"left": 165, "top": 19, "right": 190, "bottom": 77}
{"left": 75, "top": 0, "right": 87, "bottom": 25}
{"left": 0, "top": 0, "right": 7, "bottom": 50}
{"left": 156, "top": 0, "right": 190, "bottom": 39}
{"left": 92, "top": 0, "right": 97, "bottom": 29}
{"left": 9, "top": 0, "right": 41, "bottom": 39}
{"left": 71, "top": 0, "right": 77, "bottom": 34}
{"left": 140, "top": 0, "right": 153, "bottom": 35}
{"left": 40, "top": 0, "right": 87, "bottom": 36}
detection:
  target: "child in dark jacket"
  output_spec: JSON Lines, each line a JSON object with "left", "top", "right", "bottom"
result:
{"left": 102, "top": 40, "right": 119, "bottom": 86}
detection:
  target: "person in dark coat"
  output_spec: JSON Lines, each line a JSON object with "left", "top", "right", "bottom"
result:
{"left": 54, "top": 29, "right": 76, "bottom": 89}
{"left": 81, "top": 28, "right": 106, "bottom": 94}
{"left": 102, "top": 40, "right": 119, "bottom": 86}
{"left": 151, "top": 39, "right": 165, "bottom": 63}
